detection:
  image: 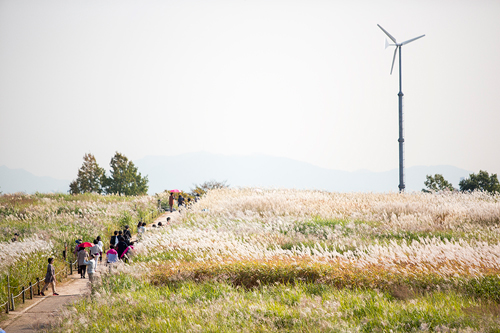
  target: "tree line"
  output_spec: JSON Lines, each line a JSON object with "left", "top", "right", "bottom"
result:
{"left": 423, "top": 170, "right": 500, "bottom": 193}
{"left": 70, "top": 152, "right": 148, "bottom": 196}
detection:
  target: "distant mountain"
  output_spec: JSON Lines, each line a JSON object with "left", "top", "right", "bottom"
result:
{"left": 0, "top": 154, "right": 472, "bottom": 194}
{"left": 0, "top": 165, "right": 69, "bottom": 194}
{"left": 134, "top": 152, "right": 472, "bottom": 194}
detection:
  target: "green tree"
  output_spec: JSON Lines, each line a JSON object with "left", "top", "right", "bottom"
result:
{"left": 69, "top": 153, "right": 106, "bottom": 194}
{"left": 459, "top": 170, "right": 500, "bottom": 193}
{"left": 191, "top": 180, "right": 229, "bottom": 196}
{"left": 103, "top": 152, "right": 148, "bottom": 196}
{"left": 422, "top": 174, "right": 454, "bottom": 193}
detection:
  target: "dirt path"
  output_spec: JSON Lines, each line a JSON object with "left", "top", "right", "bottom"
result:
{"left": 0, "top": 267, "right": 97, "bottom": 332}
{"left": 0, "top": 212, "right": 176, "bottom": 332}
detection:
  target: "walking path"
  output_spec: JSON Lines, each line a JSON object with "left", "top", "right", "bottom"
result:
{"left": 0, "top": 212, "right": 175, "bottom": 333}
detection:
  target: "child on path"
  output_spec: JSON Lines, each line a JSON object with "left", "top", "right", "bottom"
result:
{"left": 83, "top": 254, "right": 97, "bottom": 283}
{"left": 41, "top": 258, "right": 58, "bottom": 296}
{"left": 77, "top": 247, "right": 88, "bottom": 278}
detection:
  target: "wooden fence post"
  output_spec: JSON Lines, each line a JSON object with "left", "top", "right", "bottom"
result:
{"left": 7, "top": 274, "right": 11, "bottom": 311}
{"left": 10, "top": 291, "right": 15, "bottom": 311}
{"left": 37, "top": 277, "right": 40, "bottom": 295}
{"left": 29, "top": 282, "right": 33, "bottom": 299}
{"left": 22, "top": 286, "right": 25, "bottom": 303}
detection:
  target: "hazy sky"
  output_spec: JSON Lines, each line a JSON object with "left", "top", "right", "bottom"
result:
{"left": 1, "top": 0, "right": 499, "bottom": 181}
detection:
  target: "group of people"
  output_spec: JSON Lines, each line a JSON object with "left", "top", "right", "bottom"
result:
{"left": 109, "top": 225, "right": 135, "bottom": 263}
{"left": 41, "top": 216, "right": 174, "bottom": 296}
{"left": 75, "top": 236, "right": 104, "bottom": 282}
{"left": 137, "top": 217, "right": 170, "bottom": 239}
{"left": 167, "top": 192, "right": 199, "bottom": 213}
{"left": 73, "top": 226, "right": 136, "bottom": 283}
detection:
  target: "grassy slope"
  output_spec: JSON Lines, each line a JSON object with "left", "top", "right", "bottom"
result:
{"left": 8, "top": 189, "right": 500, "bottom": 332}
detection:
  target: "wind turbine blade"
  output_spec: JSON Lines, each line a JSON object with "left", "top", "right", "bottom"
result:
{"left": 377, "top": 24, "right": 397, "bottom": 44}
{"left": 385, "top": 38, "right": 390, "bottom": 49}
{"left": 401, "top": 34, "right": 425, "bottom": 46}
{"left": 390, "top": 47, "right": 398, "bottom": 75}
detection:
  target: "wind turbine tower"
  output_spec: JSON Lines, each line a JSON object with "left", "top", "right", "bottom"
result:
{"left": 377, "top": 24, "right": 425, "bottom": 193}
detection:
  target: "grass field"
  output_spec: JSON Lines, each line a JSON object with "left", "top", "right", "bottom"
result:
{"left": 3, "top": 189, "right": 500, "bottom": 332}
{"left": 0, "top": 192, "right": 158, "bottom": 310}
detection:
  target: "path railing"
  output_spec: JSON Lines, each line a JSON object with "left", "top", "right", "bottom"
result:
{"left": 1, "top": 254, "right": 78, "bottom": 314}
{"left": 1, "top": 214, "right": 163, "bottom": 315}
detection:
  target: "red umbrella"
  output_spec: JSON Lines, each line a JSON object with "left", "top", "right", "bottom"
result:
{"left": 78, "top": 242, "right": 93, "bottom": 248}
{"left": 170, "top": 189, "right": 180, "bottom": 193}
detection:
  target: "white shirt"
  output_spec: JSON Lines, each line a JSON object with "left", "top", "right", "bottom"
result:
{"left": 90, "top": 244, "right": 101, "bottom": 256}
{"left": 83, "top": 258, "right": 96, "bottom": 274}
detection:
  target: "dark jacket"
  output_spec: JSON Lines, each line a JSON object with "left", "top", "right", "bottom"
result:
{"left": 117, "top": 240, "right": 128, "bottom": 258}
{"left": 123, "top": 229, "right": 132, "bottom": 241}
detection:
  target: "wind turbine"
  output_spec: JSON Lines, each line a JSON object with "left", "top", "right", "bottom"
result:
{"left": 377, "top": 24, "right": 425, "bottom": 193}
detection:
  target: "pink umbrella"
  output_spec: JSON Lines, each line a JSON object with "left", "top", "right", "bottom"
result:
{"left": 170, "top": 189, "right": 180, "bottom": 193}
{"left": 78, "top": 242, "right": 93, "bottom": 248}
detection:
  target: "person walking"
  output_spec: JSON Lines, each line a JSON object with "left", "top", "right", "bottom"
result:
{"left": 83, "top": 254, "right": 97, "bottom": 283}
{"left": 77, "top": 247, "right": 88, "bottom": 278}
{"left": 90, "top": 240, "right": 101, "bottom": 269}
{"left": 123, "top": 225, "right": 132, "bottom": 244}
{"left": 73, "top": 239, "right": 82, "bottom": 256}
{"left": 178, "top": 195, "right": 185, "bottom": 212}
{"left": 41, "top": 258, "right": 58, "bottom": 296}
{"left": 137, "top": 222, "right": 146, "bottom": 241}
{"left": 96, "top": 236, "right": 104, "bottom": 264}
{"left": 110, "top": 231, "right": 118, "bottom": 247}
{"left": 169, "top": 192, "right": 174, "bottom": 212}
{"left": 121, "top": 241, "right": 135, "bottom": 263}
{"left": 117, "top": 236, "right": 129, "bottom": 259}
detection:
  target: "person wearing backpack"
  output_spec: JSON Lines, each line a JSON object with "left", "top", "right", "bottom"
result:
{"left": 123, "top": 225, "right": 132, "bottom": 244}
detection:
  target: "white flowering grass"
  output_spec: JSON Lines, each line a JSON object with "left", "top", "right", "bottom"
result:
{"left": 28, "top": 189, "right": 500, "bottom": 332}
{"left": 136, "top": 189, "right": 500, "bottom": 291}
{"left": 0, "top": 192, "right": 158, "bottom": 306}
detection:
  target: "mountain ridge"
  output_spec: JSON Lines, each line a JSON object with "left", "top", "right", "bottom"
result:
{"left": 1, "top": 153, "right": 472, "bottom": 194}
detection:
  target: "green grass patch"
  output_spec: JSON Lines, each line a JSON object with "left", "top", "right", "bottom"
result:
{"left": 49, "top": 273, "right": 499, "bottom": 332}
